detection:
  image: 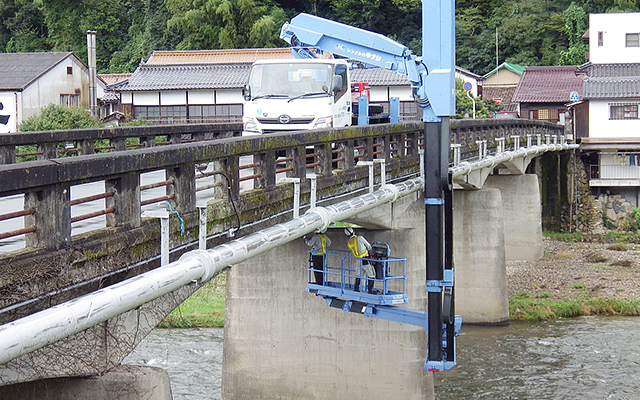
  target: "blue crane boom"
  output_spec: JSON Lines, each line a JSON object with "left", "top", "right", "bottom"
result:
{"left": 279, "top": 11, "right": 454, "bottom": 122}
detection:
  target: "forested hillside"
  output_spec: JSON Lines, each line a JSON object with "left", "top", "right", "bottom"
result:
{"left": 0, "top": 0, "right": 637, "bottom": 76}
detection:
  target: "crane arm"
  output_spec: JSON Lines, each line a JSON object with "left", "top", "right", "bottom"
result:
{"left": 280, "top": 13, "right": 431, "bottom": 113}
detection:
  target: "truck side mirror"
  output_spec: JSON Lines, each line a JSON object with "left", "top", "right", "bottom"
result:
{"left": 242, "top": 84, "right": 251, "bottom": 101}
{"left": 331, "top": 75, "right": 342, "bottom": 93}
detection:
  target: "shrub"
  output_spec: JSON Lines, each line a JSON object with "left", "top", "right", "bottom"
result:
{"left": 19, "top": 104, "right": 102, "bottom": 131}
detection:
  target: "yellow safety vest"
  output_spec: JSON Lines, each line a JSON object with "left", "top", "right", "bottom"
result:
{"left": 347, "top": 236, "right": 368, "bottom": 258}
{"left": 314, "top": 234, "right": 328, "bottom": 255}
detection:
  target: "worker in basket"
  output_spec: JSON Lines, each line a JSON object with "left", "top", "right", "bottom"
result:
{"left": 344, "top": 227, "right": 374, "bottom": 293}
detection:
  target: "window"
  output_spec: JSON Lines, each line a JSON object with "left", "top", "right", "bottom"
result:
{"left": 136, "top": 104, "right": 242, "bottom": 124}
{"left": 626, "top": 33, "right": 640, "bottom": 47}
{"left": 610, "top": 103, "right": 639, "bottom": 119}
{"left": 60, "top": 94, "right": 79, "bottom": 107}
{"left": 536, "top": 109, "right": 559, "bottom": 121}
{"left": 598, "top": 31, "right": 604, "bottom": 47}
{"left": 334, "top": 65, "right": 348, "bottom": 100}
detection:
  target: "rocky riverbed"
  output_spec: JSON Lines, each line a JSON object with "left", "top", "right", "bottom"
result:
{"left": 507, "top": 237, "right": 640, "bottom": 301}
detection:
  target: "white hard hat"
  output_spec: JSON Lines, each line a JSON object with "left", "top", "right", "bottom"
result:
{"left": 344, "top": 227, "right": 354, "bottom": 236}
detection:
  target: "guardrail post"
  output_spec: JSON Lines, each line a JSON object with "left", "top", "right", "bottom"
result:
{"left": 314, "top": 143, "right": 332, "bottom": 176}
{"left": 78, "top": 139, "right": 95, "bottom": 155}
{"left": 496, "top": 137, "right": 505, "bottom": 153}
{"left": 536, "top": 134, "right": 542, "bottom": 146}
{"left": 545, "top": 134, "right": 551, "bottom": 145}
{"left": 37, "top": 142, "right": 56, "bottom": 160}
{"left": 24, "top": 184, "right": 71, "bottom": 249}
{"left": 0, "top": 145, "right": 15, "bottom": 164}
{"left": 511, "top": 135, "right": 521, "bottom": 150}
{"left": 338, "top": 141, "right": 355, "bottom": 170}
{"left": 106, "top": 173, "right": 141, "bottom": 228}
{"left": 526, "top": 134, "right": 532, "bottom": 148}
{"left": 166, "top": 164, "right": 196, "bottom": 213}
{"left": 476, "top": 140, "right": 484, "bottom": 160}
{"left": 287, "top": 146, "right": 307, "bottom": 181}
{"left": 255, "top": 151, "right": 276, "bottom": 191}
{"left": 111, "top": 137, "right": 126, "bottom": 152}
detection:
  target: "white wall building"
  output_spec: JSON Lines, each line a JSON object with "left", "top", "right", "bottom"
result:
{"left": 579, "top": 13, "right": 640, "bottom": 206}
{"left": 0, "top": 52, "right": 105, "bottom": 133}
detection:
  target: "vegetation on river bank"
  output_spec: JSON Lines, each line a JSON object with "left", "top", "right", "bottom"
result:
{"left": 158, "top": 273, "right": 226, "bottom": 328}
{"left": 509, "top": 292, "right": 640, "bottom": 321}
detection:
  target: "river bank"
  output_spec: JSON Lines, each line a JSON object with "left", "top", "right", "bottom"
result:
{"left": 508, "top": 235, "right": 640, "bottom": 320}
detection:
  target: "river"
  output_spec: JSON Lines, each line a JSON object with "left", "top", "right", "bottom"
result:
{"left": 123, "top": 316, "right": 640, "bottom": 399}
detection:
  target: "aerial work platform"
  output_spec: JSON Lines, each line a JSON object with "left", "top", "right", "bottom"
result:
{"left": 306, "top": 243, "right": 408, "bottom": 306}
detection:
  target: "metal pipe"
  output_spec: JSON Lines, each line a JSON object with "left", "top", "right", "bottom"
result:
{"left": 0, "top": 177, "right": 423, "bottom": 365}
{"left": 449, "top": 142, "right": 579, "bottom": 179}
{"left": 86, "top": 30, "right": 97, "bottom": 117}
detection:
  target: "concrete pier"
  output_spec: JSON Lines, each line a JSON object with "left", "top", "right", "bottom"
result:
{"left": 485, "top": 174, "right": 543, "bottom": 262}
{"left": 453, "top": 188, "right": 509, "bottom": 325}
{"left": 0, "top": 365, "right": 172, "bottom": 400}
{"left": 222, "top": 194, "right": 435, "bottom": 399}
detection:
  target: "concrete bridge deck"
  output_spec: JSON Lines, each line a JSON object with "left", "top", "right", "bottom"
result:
{"left": 0, "top": 119, "right": 576, "bottom": 399}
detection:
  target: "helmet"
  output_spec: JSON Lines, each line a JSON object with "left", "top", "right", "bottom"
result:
{"left": 344, "top": 227, "right": 354, "bottom": 237}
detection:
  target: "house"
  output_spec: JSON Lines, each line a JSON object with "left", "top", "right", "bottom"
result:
{"left": 110, "top": 48, "right": 482, "bottom": 124}
{"left": 481, "top": 62, "right": 525, "bottom": 113}
{"left": 577, "top": 12, "right": 640, "bottom": 208}
{"left": 512, "top": 66, "right": 584, "bottom": 125}
{"left": 0, "top": 52, "right": 106, "bottom": 133}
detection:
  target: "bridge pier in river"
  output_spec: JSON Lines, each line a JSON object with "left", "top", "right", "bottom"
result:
{"left": 453, "top": 173, "right": 543, "bottom": 325}
{"left": 222, "top": 193, "right": 435, "bottom": 400}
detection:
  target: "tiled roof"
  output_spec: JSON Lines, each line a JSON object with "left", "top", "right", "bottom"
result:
{"left": 99, "top": 73, "right": 131, "bottom": 85}
{"left": 146, "top": 48, "right": 332, "bottom": 65}
{"left": 512, "top": 66, "right": 584, "bottom": 102}
{"left": 350, "top": 67, "right": 409, "bottom": 85}
{"left": 0, "top": 52, "right": 77, "bottom": 90}
{"left": 581, "top": 63, "right": 640, "bottom": 99}
{"left": 111, "top": 63, "right": 252, "bottom": 91}
{"left": 482, "top": 85, "right": 518, "bottom": 111}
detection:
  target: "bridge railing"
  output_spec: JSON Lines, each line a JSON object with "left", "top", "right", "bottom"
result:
{"left": 0, "top": 123, "right": 425, "bottom": 253}
{"left": 0, "top": 119, "right": 567, "bottom": 254}
{"left": 0, "top": 123, "right": 242, "bottom": 164}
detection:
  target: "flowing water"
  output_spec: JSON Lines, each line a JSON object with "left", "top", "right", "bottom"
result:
{"left": 124, "top": 316, "right": 640, "bottom": 400}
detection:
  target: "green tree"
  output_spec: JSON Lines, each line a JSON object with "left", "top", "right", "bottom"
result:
{"left": 454, "top": 78, "right": 495, "bottom": 119}
{"left": 1, "top": 0, "right": 49, "bottom": 52}
{"left": 558, "top": 2, "right": 588, "bottom": 65}
{"left": 18, "top": 104, "right": 103, "bottom": 131}
{"left": 166, "top": 0, "right": 287, "bottom": 50}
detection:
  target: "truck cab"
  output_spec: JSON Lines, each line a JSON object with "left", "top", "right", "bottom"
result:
{"left": 242, "top": 59, "right": 352, "bottom": 136}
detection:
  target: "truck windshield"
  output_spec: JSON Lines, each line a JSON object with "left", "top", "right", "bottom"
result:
{"left": 248, "top": 63, "right": 333, "bottom": 100}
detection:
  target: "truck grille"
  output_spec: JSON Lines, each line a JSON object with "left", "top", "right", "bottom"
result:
{"left": 257, "top": 118, "right": 315, "bottom": 125}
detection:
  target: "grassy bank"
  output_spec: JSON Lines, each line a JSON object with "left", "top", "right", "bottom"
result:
{"left": 509, "top": 291, "right": 640, "bottom": 321}
{"left": 158, "top": 273, "right": 226, "bottom": 328}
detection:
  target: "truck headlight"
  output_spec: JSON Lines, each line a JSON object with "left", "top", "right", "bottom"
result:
{"left": 313, "top": 116, "right": 333, "bottom": 129}
{"left": 243, "top": 116, "right": 260, "bottom": 134}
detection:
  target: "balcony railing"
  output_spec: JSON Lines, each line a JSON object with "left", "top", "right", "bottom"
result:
{"left": 589, "top": 164, "right": 640, "bottom": 180}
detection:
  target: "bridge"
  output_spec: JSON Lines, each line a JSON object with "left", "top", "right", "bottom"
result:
{"left": 0, "top": 119, "right": 575, "bottom": 399}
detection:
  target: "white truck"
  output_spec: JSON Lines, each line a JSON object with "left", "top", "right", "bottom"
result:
{"left": 242, "top": 58, "right": 352, "bottom": 135}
